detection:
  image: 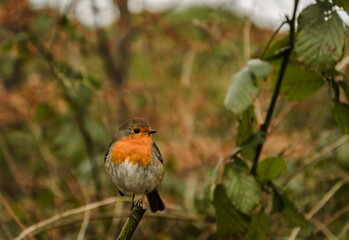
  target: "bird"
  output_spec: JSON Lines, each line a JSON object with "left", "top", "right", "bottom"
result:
{"left": 104, "top": 118, "right": 165, "bottom": 212}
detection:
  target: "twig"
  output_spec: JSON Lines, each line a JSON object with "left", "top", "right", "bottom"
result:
{"left": 14, "top": 197, "right": 124, "bottom": 240}
{"left": 107, "top": 201, "right": 124, "bottom": 240}
{"left": 261, "top": 21, "right": 287, "bottom": 59}
{"left": 243, "top": 19, "right": 252, "bottom": 62}
{"left": 288, "top": 180, "right": 345, "bottom": 240}
{"left": 0, "top": 194, "right": 35, "bottom": 240}
{"left": 269, "top": 101, "right": 301, "bottom": 133}
{"left": 117, "top": 202, "right": 147, "bottom": 240}
{"left": 306, "top": 180, "right": 345, "bottom": 219}
{"left": 180, "top": 49, "right": 196, "bottom": 87}
{"left": 310, "top": 218, "right": 338, "bottom": 240}
{"left": 339, "top": 221, "right": 349, "bottom": 238}
{"left": 0, "top": 134, "right": 28, "bottom": 195}
{"left": 77, "top": 209, "right": 91, "bottom": 240}
{"left": 283, "top": 135, "right": 349, "bottom": 186}
{"left": 22, "top": 208, "right": 200, "bottom": 238}
{"left": 250, "top": 0, "right": 299, "bottom": 176}
{"left": 77, "top": 187, "right": 92, "bottom": 240}
{"left": 313, "top": 205, "right": 349, "bottom": 235}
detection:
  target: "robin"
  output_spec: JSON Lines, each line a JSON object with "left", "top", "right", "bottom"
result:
{"left": 104, "top": 118, "right": 165, "bottom": 212}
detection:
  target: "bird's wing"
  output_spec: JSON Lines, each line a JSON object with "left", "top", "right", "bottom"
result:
{"left": 152, "top": 143, "right": 163, "bottom": 164}
{"left": 104, "top": 135, "right": 119, "bottom": 163}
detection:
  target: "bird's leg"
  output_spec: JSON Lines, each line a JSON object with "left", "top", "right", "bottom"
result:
{"left": 140, "top": 192, "right": 147, "bottom": 202}
{"left": 135, "top": 191, "right": 147, "bottom": 205}
{"left": 129, "top": 194, "right": 140, "bottom": 221}
{"left": 131, "top": 194, "right": 135, "bottom": 209}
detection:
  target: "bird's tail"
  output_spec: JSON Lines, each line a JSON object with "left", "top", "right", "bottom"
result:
{"left": 146, "top": 189, "right": 165, "bottom": 212}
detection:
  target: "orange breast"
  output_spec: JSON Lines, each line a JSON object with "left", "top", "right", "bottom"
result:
{"left": 111, "top": 135, "right": 153, "bottom": 166}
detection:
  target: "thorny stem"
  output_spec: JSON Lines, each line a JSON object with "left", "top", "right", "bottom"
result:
{"left": 250, "top": 0, "right": 299, "bottom": 176}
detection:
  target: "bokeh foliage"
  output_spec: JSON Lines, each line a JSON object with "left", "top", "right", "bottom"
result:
{"left": 0, "top": 0, "right": 349, "bottom": 239}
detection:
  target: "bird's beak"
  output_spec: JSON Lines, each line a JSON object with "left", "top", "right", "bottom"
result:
{"left": 147, "top": 129, "right": 157, "bottom": 135}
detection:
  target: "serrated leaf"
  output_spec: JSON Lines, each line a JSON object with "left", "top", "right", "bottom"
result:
{"left": 213, "top": 184, "right": 249, "bottom": 239}
{"left": 280, "top": 64, "right": 324, "bottom": 100}
{"left": 242, "top": 214, "right": 271, "bottom": 240}
{"left": 247, "top": 59, "right": 273, "bottom": 80}
{"left": 224, "top": 68, "right": 259, "bottom": 115}
{"left": 236, "top": 106, "right": 258, "bottom": 160}
{"left": 332, "top": 100, "right": 349, "bottom": 134}
{"left": 223, "top": 162, "right": 262, "bottom": 214}
{"left": 295, "top": 1, "right": 345, "bottom": 72}
{"left": 257, "top": 157, "right": 287, "bottom": 183}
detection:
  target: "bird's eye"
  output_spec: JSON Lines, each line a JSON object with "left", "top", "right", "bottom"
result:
{"left": 133, "top": 128, "right": 140, "bottom": 133}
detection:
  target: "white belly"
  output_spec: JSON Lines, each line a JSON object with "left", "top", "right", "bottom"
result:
{"left": 106, "top": 157, "right": 164, "bottom": 195}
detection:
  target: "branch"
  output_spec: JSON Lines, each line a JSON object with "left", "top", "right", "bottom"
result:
{"left": 14, "top": 197, "right": 123, "bottom": 240}
{"left": 282, "top": 135, "right": 349, "bottom": 186}
{"left": 117, "top": 202, "right": 147, "bottom": 240}
{"left": 0, "top": 194, "right": 35, "bottom": 240}
{"left": 250, "top": 0, "right": 299, "bottom": 176}
{"left": 313, "top": 204, "right": 349, "bottom": 235}
{"left": 288, "top": 180, "right": 345, "bottom": 240}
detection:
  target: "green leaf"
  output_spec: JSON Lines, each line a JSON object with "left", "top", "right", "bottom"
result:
{"left": 236, "top": 106, "right": 258, "bottom": 160}
{"left": 257, "top": 157, "right": 287, "bottom": 183}
{"left": 281, "top": 194, "right": 308, "bottom": 227}
{"left": 35, "top": 14, "right": 52, "bottom": 30}
{"left": 224, "top": 68, "right": 259, "bottom": 115}
{"left": 17, "top": 39, "right": 30, "bottom": 60}
{"left": 213, "top": 184, "right": 249, "bottom": 239}
{"left": 280, "top": 64, "right": 324, "bottom": 100}
{"left": 223, "top": 162, "right": 262, "bottom": 214}
{"left": 262, "top": 35, "right": 290, "bottom": 61}
{"left": 334, "top": 0, "right": 349, "bottom": 10}
{"left": 1, "top": 40, "right": 13, "bottom": 52}
{"left": 242, "top": 214, "right": 271, "bottom": 240}
{"left": 34, "top": 103, "right": 55, "bottom": 123}
{"left": 338, "top": 81, "right": 349, "bottom": 102}
{"left": 212, "top": 158, "right": 224, "bottom": 182}
{"left": 232, "top": 155, "right": 250, "bottom": 170}
{"left": 34, "top": 189, "right": 55, "bottom": 210}
{"left": 84, "top": 118, "right": 110, "bottom": 146}
{"left": 53, "top": 122, "right": 85, "bottom": 161}
{"left": 272, "top": 191, "right": 284, "bottom": 213}
{"left": 233, "top": 131, "right": 267, "bottom": 155}
{"left": 332, "top": 100, "right": 349, "bottom": 134}
{"left": 194, "top": 181, "right": 215, "bottom": 218}
{"left": 295, "top": 1, "right": 345, "bottom": 72}
{"left": 247, "top": 59, "right": 273, "bottom": 80}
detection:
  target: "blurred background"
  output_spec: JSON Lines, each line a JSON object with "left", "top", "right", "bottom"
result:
{"left": 1, "top": 0, "right": 349, "bottom": 239}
